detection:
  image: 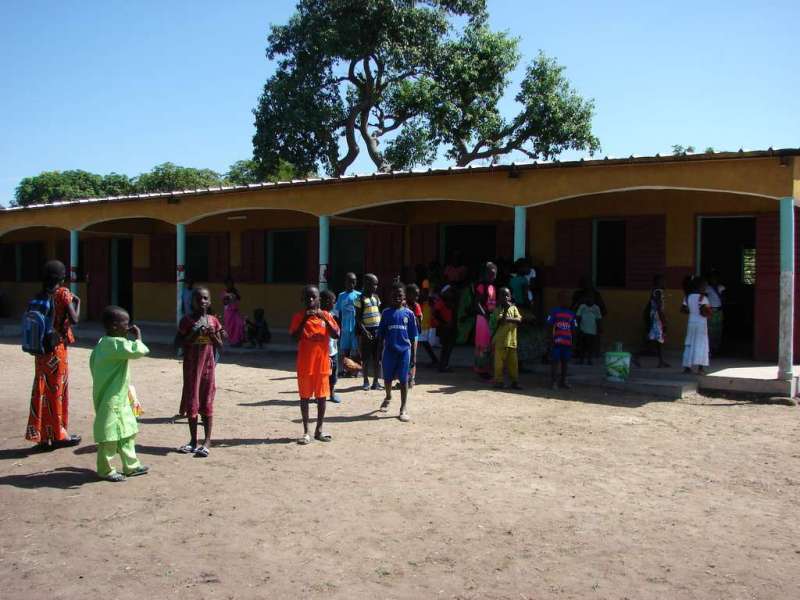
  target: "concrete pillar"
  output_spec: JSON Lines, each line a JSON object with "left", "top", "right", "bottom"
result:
{"left": 69, "top": 230, "right": 79, "bottom": 295}
{"left": 319, "top": 215, "right": 330, "bottom": 291}
{"left": 514, "top": 206, "right": 526, "bottom": 261}
{"left": 778, "top": 197, "right": 795, "bottom": 382}
{"left": 176, "top": 223, "right": 186, "bottom": 325}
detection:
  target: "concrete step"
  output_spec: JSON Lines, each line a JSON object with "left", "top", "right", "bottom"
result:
{"left": 570, "top": 374, "right": 698, "bottom": 400}
{"left": 697, "top": 374, "right": 798, "bottom": 397}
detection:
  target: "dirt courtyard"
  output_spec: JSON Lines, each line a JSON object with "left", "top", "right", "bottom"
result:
{"left": 0, "top": 341, "right": 799, "bottom": 600}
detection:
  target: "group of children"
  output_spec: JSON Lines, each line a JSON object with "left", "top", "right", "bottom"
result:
{"left": 85, "top": 267, "right": 716, "bottom": 481}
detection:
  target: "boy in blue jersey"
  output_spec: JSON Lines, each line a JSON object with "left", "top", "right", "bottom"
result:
{"left": 377, "top": 282, "right": 418, "bottom": 422}
{"left": 546, "top": 290, "right": 578, "bottom": 390}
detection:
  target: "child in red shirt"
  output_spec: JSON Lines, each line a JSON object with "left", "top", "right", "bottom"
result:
{"left": 289, "top": 286, "right": 340, "bottom": 445}
{"left": 405, "top": 283, "right": 424, "bottom": 387}
{"left": 432, "top": 286, "right": 457, "bottom": 372}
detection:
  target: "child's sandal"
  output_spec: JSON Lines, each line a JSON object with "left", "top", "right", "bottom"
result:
{"left": 178, "top": 444, "right": 196, "bottom": 454}
{"left": 104, "top": 472, "right": 126, "bottom": 482}
{"left": 124, "top": 465, "right": 150, "bottom": 477}
{"left": 194, "top": 445, "right": 210, "bottom": 458}
{"left": 297, "top": 434, "right": 311, "bottom": 445}
{"left": 314, "top": 431, "right": 332, "bottom": 442}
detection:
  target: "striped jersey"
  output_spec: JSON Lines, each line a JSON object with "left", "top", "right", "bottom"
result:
{"left": 355, "top": 294, "right": 381, "bottom": 329}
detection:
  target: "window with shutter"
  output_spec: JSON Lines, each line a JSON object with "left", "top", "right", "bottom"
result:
{"left": 554, "top": 219, "right": 592, "bottom": 288}
{"left": 625, "top": 216, "right": 666, "bottom": 289}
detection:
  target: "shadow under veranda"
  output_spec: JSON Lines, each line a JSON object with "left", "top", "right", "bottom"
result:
{"left": 0, "top": 467, "right": 98, "bottom": 489}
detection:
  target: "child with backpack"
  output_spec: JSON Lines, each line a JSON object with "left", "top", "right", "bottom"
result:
{"left": 24, "top": 260, "right": 81, "bottom": 449}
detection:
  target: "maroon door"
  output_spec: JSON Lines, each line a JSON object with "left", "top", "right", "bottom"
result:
{"left": 85, "top": 238, "right": 110, "bottom": 321}
{"left": 754, "top": 208, "right": 800, "bottom": 361}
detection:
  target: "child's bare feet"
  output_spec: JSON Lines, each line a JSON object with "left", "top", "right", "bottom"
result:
{"left": 379, "top": 397, "right": 391, "bottom": 412}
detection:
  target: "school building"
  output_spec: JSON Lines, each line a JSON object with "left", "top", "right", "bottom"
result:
{"left": 1, "top": 149, "right": 799, "bottom": 379}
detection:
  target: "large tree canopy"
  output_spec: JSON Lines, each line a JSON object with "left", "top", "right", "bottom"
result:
{"left": 253, "top": 0, "right": 600, "bottom": 177}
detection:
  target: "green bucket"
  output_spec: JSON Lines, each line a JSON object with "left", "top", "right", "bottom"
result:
{"left": 605, "top": 351, "right": 631, "bottom": 382}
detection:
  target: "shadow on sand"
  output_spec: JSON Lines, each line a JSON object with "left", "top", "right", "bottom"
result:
{"left": 0, "top": 467, "right": 98, "bottom": 489}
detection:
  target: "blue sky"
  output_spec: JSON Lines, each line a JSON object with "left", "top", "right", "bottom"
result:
{"left": 1, "top": 0, "right": 798, "bottom": 206}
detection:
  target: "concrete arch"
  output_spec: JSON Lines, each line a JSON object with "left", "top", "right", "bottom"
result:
{"left": 0, "top": 224, "right": 72, "bottom": 237}
{"left": 78, "top": 215, "right": 176, "bottom": 231}
{"left": 330, "top": 197, "right": 512, "bottom": 217}
{"left": 182, "top": 206, "right": 317, "bottom": 225}
{"left": 523, "top": 186, "right": 780, "bottom": 209}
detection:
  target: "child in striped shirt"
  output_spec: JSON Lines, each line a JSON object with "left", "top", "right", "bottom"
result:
{"left": 355, "top": 273, "right": 382, "bottom": 391}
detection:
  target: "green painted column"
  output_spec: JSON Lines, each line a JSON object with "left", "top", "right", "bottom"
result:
{"left": 513, "top": 206, "right": 526, "bottom": 261}
{"left": 176, "top": 223, "right": 186, "bottom": 325}
{"left": 319, "top": 215, "right": 330, "bottom": 291}
{"left": 69, "top": 230, "right": 79, "bottom": 295}
{"left": 778, "top": 197, "right": 795, "bottom": 382}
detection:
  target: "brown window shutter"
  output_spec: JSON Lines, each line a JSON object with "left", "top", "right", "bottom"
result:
{"left": 240, "top": 230, "right": 265, "bottom": 283}
{"left": 208, "top": 233, "right": 230, "bottom": 282}
{"left": 554, "top": 219, "right": 592, "bottom": 288}
{"left": 625, "top": 215, "right": 666, "bottom": 289}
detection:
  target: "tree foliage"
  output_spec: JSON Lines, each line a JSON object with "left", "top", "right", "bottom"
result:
{"left": 12, "top": 159, "right": 308, "bottom": 207}
{"left": 253, "top": 0, "right": 599, "bottom": 176}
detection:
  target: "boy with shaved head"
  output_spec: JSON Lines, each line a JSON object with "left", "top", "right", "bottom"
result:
{"left": 90, "top": 305, "right": 150, "bottom": 481}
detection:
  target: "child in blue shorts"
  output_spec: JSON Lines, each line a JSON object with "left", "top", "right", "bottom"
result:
{"left": 378, "top": 282, "right": 418, "bottom": 422}
{"left": 547, "top": 290, "right": 578, "bottom": 390}
{"left": 335, "top": 272, "right": 361, "bottom": 375}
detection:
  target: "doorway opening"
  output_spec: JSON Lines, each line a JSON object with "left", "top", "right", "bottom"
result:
{"left": 112, "top": 238, "right": 133, "bottom": 319}
{"left": 331, "top": 228, "right": 366, "bottom": 289}
{"left": 697, "top": 216, "right": 756, "bottom": 357}
{"left": 442, "top": 224, "right": 497, "bottom": 276}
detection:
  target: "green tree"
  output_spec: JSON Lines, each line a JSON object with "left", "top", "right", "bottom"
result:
{"left": 671, "top": 145, "right": 696, "bottom": 155}
{"left": 253, "top": 0, "right": 599, "bottom": 176}
{"left": 100, "top": 172, "right": 137, "bottom": 196}
{"left": 14, "top": 170, "right": 105, "bottom": 206}
{"left": 134, "top": 162, "right": 224, "bottom": 193}
{"left": 225, "top": 158, "right": 311, "bottom": 184}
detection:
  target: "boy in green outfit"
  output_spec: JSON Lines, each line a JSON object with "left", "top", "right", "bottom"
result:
{"left": 90, "top": 305, "right": 150, "bottom": 482}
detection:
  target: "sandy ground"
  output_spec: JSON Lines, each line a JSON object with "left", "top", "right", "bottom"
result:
{"left": 0, "top": 340, "right": 799, "bottom": 600}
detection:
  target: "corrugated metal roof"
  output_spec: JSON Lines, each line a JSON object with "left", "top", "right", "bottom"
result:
{"left": 3, "top": 147, "right": 798, "bottom": 212}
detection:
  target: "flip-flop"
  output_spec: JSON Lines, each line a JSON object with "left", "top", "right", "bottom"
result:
{"left": 297, "top": 434, "right": 311, "bottom": 445}
{"left": 371, "top": 382, "right": 384, "bottom": 391}
{"left": 194, "top": 445, "right": 210, "bottom": 458}
{"left": 362, "top": 383, "right": 371, "bottom": 391}
{"left": 124, "top": 465, "right": 150, "bottom": 477}
{"left": 178, "top": 444, "right": 196, "bottom": 454}
{"left": 314, "top": 431, "right": 332, "bottom": 442}
{"left": 104, "top": 472, "right": 126, "bottom": 482}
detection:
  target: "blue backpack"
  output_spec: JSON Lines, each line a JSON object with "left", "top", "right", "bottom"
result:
{"left": 22, "top": 293, "right": 57, "bottom": 355}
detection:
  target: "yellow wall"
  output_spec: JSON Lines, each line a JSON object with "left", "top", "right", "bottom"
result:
{"left": 132, "top": 281, "right": 303, "bottom": 330}
{"left": 529, "top": 188, "right": 776, "bottom": 268}
{"left": 543, "top": 287, "right": 689, "bottom": 352}
{"left": 1, "top": 282, "right": 87, "bottom": 319}
{"left": 0, "top": 155, "right": 794, "bottom": 235}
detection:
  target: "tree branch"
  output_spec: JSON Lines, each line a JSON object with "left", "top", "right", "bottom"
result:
{"left": 358, "top": 108, "right": 390, "bottom": 172}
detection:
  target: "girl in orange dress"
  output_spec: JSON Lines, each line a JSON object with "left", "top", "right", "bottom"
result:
{"left": 25, "top": 260, "right": 82, "bottom": 449}
{"left": 289, "top": 286, "right": 340, "bottom": 445}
